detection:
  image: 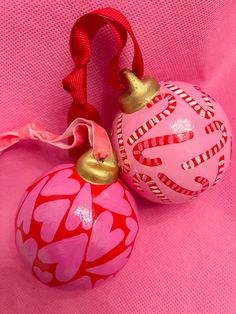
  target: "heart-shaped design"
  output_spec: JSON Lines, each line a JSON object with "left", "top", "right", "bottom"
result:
{"left": 125, "top": 218, "right": 138, "bottom": 246}
{"left": 93, "top": 183, "right": 132, "bottom": 216}
{"left": 17, "top": 176, "right": 49, "bottom": 234}
{"left": 34, "top": 199, "right": 70, "bottom": 242}
{"left": 15, "top": 230, "right": 38, "bottom": 265}
{"left": 87, "top": 246, "right": 132, "bottom": 275}
{"left": 65, "top": 183, "right": 93, "bottom": 231}
{"left": 86, "top": 211, "right": 124, "bottom": 262}
{"left": 62, "top": 276, "right": 92, "bottom": 290}
{"left": 33, "top": 266, "right": 53, "bottom": 284}
{"left": 38, "top": 233, "right": 88, "bottom": 282}
{"left": 41, "top": 169, "right": 80, "bottom": 196}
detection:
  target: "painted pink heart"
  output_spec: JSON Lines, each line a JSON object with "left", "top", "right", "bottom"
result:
{"left": 17, "top": 176, "right": 49, "bottom": 234}
{"left": 41, "top": 169, "right": 80, "bottom": 196}
{"left": 93, "top": 183, "right": 132, "bottom": 216}
{"left": 65, "top": 183, "right": 93, "bottom": 231}
{"left": 38, "top": 233, "right": 88, "bottom": 282}
{"left": 86, "top": 211, "right": 124, "bottom": 262}
{"left": 125, "top": 218, "right": 138, "bottom": 246}
{"left": 87, "top": 246, "right": 132, "bottom": 275}
{"left": 15, "top": 229, "right": 38, "bottom": 265}
{"left": 34, "top": 199, "right": 70, "bottom": 242}
{"left": 61, "top": 276, "right": 92, "bottom": 290}
{"left": 33, "top": 266, "right": 53, "bottom": 284}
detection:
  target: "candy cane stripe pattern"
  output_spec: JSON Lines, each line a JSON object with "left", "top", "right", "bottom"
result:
{"left": 164, "top": 83, "right": 215, "bottom": 119}
{"left": 127, "top": 93, "right": 177, "bottom": 145}
{"left": 182, "top": 121, "right": 227, "bottom": 170}
{"left": 133, "top": 173, "right": 169, "bottom": 201}
{"left": 116, "top": 114, "right": 131, "bottom": 173}
{"left": 194, "top": 85, "right": 216, "bottom": 102}
{"left": 158, "top": 173, "right": 209, "bottom": 196}
{"left": 133, "top": 131, "right": 194, "bottom": 166}
{"left": 111, "top": 79, "right": 232, "bottom": 204}
{"left": 213, "top": 156, "right": 225, "bottom": 185}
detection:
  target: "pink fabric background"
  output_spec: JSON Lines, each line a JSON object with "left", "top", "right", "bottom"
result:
{"left": 1, "top": 1, "right": 236, "bottom": 313}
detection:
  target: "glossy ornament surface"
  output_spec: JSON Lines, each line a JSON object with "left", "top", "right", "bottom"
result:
{"left": 15, "top": 163, "right": 139, "bottom": 288}
{"left": 111, "top": 79, "right": 232, "bottom": 204}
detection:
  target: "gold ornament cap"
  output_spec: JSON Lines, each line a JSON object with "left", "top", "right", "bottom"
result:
{"left": 119, "top": 69, "right": 160, "bottom": 114}
{"left": 76, "top": 148, "right": 119, "bottom": 185}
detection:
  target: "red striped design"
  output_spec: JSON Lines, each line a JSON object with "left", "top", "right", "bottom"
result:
{"left": 213, "top": 155, "right": 225, "bottom": 186}
{"left": 164, "top": 83, "right": 215, "bottom": 119}
{"left": 116, "top": 114, "right": 130, "bottom": 173}
{"left": 133, "top": 173, "right": 169, "bottom": 201}
{"left": 182, "top": 120, "right": 227, "bottom": 170}
{"left": 133, "top": 131, "right": 194, "bottom": 166}
{"left": 158, "top": 173, "right": 209, "bottom": 196}
{"left": 127, "top": 93, "right": 177, "bottom": 145}
{"left": 194, "top": 85, "right": 216, "bottom": 102}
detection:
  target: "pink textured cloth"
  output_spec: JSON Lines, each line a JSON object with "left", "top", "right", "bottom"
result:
{"left": 0, "top": 1, "right": 235, "bottom": 313}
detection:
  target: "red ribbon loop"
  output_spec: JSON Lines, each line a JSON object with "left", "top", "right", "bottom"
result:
{"left": 63, "top": 7, "right": 144, "bottom": 102}
{"left": 63, "top": 8, "right": 144, "bottom": 158}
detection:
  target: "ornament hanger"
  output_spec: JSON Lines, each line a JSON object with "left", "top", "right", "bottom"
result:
{"left": 63, "top": 7, "right": 145, "bottom": 157}
{"left": 63, "top": 7, "right": 144, "bottom": 103}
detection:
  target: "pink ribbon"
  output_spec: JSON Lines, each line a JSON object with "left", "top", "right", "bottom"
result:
{"left": 0, "top": 118, "right": 112, "bottom": 160}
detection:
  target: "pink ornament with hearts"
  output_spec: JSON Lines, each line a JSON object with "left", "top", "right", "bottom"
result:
{"left": 15, "top": 164, "right": 139, "bottom": 288}
{"left": 111, "top": 72, "right": 232, "bottom": 204}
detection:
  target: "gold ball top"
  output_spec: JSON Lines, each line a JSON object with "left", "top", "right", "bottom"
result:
{"left": 119, "top": 69, "right": 160, "bottom": 114}
{"left": 75, "top": 148, "right": 119, "bottom": 185}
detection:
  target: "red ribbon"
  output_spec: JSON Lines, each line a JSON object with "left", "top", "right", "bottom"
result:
{"left": 63, "top": 7, "right": 144, "bottom": 100}
{"left": 63, "top": 8, "right": 144, "bottom": 158}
